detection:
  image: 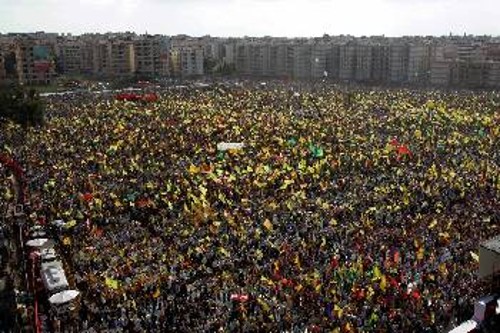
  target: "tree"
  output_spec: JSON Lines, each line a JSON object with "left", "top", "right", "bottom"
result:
{"left": 0, "top": 84, "right": 45, "bottom": 128}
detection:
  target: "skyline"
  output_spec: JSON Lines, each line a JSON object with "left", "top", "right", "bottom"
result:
{"left": 1, "top": 0, "right": 500, "bottom": 38}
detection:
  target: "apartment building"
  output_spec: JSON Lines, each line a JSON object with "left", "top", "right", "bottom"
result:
{"left": 133, "top": 35, "right": 170, "bottom": 78}
{"left": 170, "top": 47, "right": 204, "bottom": 77}
{"left": 269, "top": 43, "right": 288, "bottom": 78}
{"left": 354, "top": 43, "right": 373, "bottom": 82}
{"left": 79, "top": 40, "right": 96, "bottom": 75}
{"left": 311, "top": 43, "right": 328, "bottom": 79}
{"left": 389, "top": 44, "right": 409, "bottom": 83}
{"left": 249, "top": 43, "right": 271, "bottom": 77}
{"left": 291, "top": 43, "right": 313, "bottom": 79}
{"left": 408, "top": 43, "right": 431, "bottom": 84}
{"left": 487, "top": 61, "right": 500, "bottom": 88}
{"left": 109, "top": 39, "right": 135, "bottom": 77}
{"left": 59, "top": 41, "right": 82, "bottom": 74}
{"left": 457, "top": 61, "right": 492, "bottom": 87}
{"left": 371, "top": 44, "right": 390, "bottom": 83}
{"left": 235, "top": 43, "right": 251, "bottom": 76}
{"left": 430, "top": 60, "right": 453, "bottom": 86}
{"left": 3, "top": 33, "right": 500, "bottom": 88}
{"left": 339, "top": 43, "right": 356, "bottom": 80}
{"left": 14, "top": 39, "right": 56, "bottom": 85}
{"left": 325, "top": 44, "right": 340, "bottom": 79}
{"left": 90, "top": 40, "right": 111, "bottom": 76}
{"left": 223, "top": 43, "right": 236, "bottom": 67}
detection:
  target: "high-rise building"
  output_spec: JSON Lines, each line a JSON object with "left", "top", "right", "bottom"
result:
{"left": 15, "top": 38, "right": 56, "bottom": 85}
{"left": 291, "top": 43, "right": 313, "bottom": 79}
{"left": 170, "top": 47, "right": 204, "bottom": 77}
{"left": 235, "top": 43, "right": 251, "bottom": 76}
{"left": 248, "top": 43, "right": 271, "bottom": 77}
{"left": 223, "top": 43, "right": 236, "bottom": 67}
{"left": 2, "top": 33, "right": 500, "bottom": 88}
{"left": 133, "top": 35, "right": 170, "bottom": 78}
{"left": 389, "top": 44, "right": 409, "bottom": 83}
{"left": 408, "top": 43, "right": 431, "bottom": 84}
{"left": 371, "top": 44, "right": 390, "bottom": 83}
{"left": 269, "top": 43, "right": 288, "bottom": 78}
{"left": 325, "top": 44, "right": 340, "bottom": 79}
{"left": 311, "top": 43, "right": 328, "bottom": 79}
{"left": 487, "top": 61, "right": 500, "bottom": 88}
{"left": 339, "top": 43, "right": 356, "bottom": 81}
{"left": 354, "top": 43, "right": 372, "bottom": 82}
{"left": 430, "top": 60, "right": 453, "bottom": 86}
{"left": 59, "top": 41, "right": 82, "bottom": 74}
{"left": 109, "top": 39, "right": 136, "bottom": 77}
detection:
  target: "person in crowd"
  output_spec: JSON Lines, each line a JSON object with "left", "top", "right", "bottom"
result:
{"left": 0, "top": 83, "right": 498, "bottom": 332}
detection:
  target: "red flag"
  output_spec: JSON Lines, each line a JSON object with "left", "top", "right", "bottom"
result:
{"left": 393, "top": 250, "right": 400, "bottom": 264}
{"left": 397, "top": 145, "right": 413, "bottom": 161}
{"left": 390, "top": 137, "right": 399, "bottom": 147}
{"left": 136, "top": 198, "right": 150, "bottom": 208}
{"left": 83, "top": 193, "right": 93, "bottom": 202}
{"left": 330, "top": 256, "right": 339, "bottom": 269}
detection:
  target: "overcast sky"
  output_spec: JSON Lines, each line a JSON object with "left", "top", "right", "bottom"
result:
{"left": 1, "top": 0, "right": 499, "bottom": 37}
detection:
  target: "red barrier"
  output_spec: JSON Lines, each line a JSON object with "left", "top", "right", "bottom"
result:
{"left": 115, "top": 92, "right": 159, "bottom": 103}
{"left": 2, "top": 152, "right": 38, "bottom": 331}
{"left": 32, "top": 258, "right": 41, "bottom": 333}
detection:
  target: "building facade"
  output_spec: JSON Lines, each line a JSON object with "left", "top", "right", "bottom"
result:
{"left": 170, "top": 47, "right": 204, "bottom": 77}
{"left": 2, "top": 32, "right": 500, "bottom": 88}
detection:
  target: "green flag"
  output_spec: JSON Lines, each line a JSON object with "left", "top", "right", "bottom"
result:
{"left": 309, "top": 144, "right": 324, "bottom": 158}
{"left": 217, "top": 151, "right": 225, "bottom": 161}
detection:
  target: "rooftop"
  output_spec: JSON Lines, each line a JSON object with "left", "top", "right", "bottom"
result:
{"left": 482, "top": 235, "right": 500, "bottom": 254}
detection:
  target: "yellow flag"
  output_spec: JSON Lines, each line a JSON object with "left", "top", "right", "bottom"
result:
{"left": 373, "top": 265, "right": 382, "bottom": 279}
{"left": 189, "top": 164, "right": 200, "bottom": 174}
{"left": 218, "top": 247, "right": 230, "bottom": 257}
{"left": 417, "top": 247, "right": 425, "bottom": 260}
{"left": 334, "top": 304, "right": 343, "bottom": 318}
{"left": 294, "top": 254, "right": 301, "bottom": 270}
{"left": 415, "top": 129, "right": 422, "bottom": 139}
{"left": 65, "top": 220, "right": 77, "bottom": 229}
{"left": 263, "top": 219, "right": 273, "bottom": 231}
{"left": 438, "top": 263, "right": 448, "bottom": 275}
{"left": 105, "top": 277, "right": 120, "bottom": 290}
{"left": 62, "top": 236, "right": 72, "bottom": 246}
{"left": 380, "top": 275, "right": 387, "bottom": 291}
{"left": 257, "top": 297, "right": 270, "bottom": 312}
{"left": 279, "top": 179, "right": 294, "bottom": 190}
{"left": 153, "top": 288, "right": 161, "bottom": 298}
{"left": 260, "top": 276, "right": 274, "bottom": 287}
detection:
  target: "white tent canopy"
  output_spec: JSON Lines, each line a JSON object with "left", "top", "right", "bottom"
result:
{"left": 48, "top": 290, "right": 80, "bottom": 304}
{"left": 41, "top": 261, "right": 69, "bottom": 292}
{"left": 217, "top": 142, "right": 245, "bottom": 151}
{"left": 448, "top": 320, "right": 478, "bottom": 333}
{"left": 52, "top": 220, "right": 66, "bottom": 227}
{"left": 30, "top": 230, "right": 46, "bottom": 238}
{"left": 26, "top": 238, "right": 49, "bottom": 247}
{"left": 40, "top": 247, "right": 58, "bottom": 262}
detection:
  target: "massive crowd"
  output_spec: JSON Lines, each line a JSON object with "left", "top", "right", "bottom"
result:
{"left": 1, "top": 83, "right": 499, "bottom": 332}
